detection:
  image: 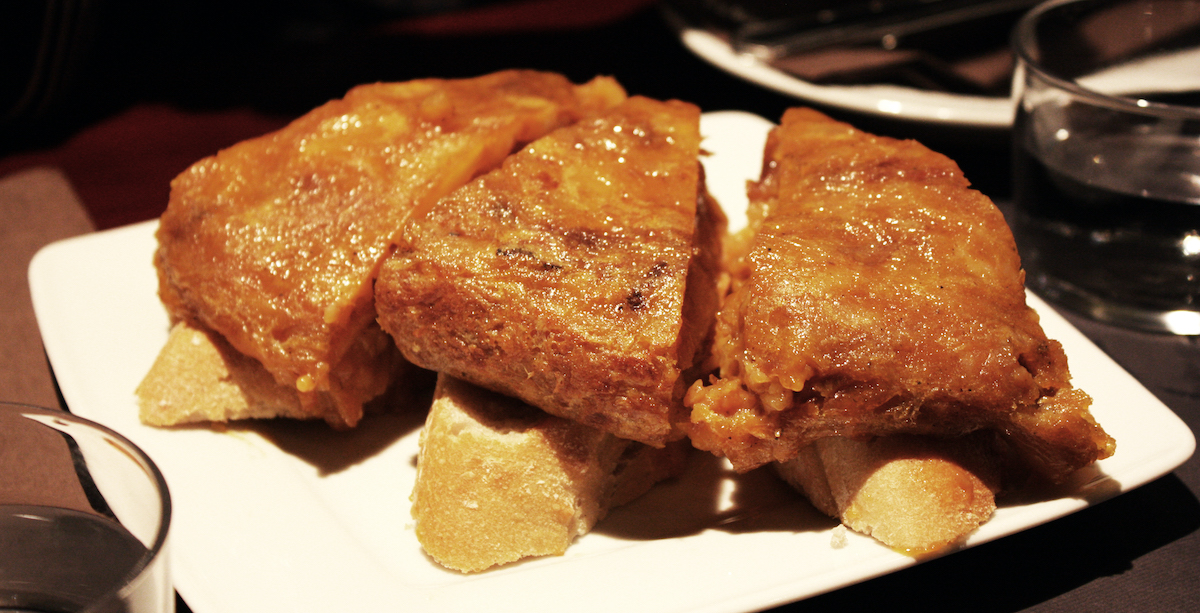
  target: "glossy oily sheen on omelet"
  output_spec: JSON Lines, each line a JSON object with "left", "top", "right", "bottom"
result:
{"left": 153, "top": 71, "right": 626, "bottom": 427}
{"left": 375, "top": 96, "right": 725, "bottom": 446}
{"left": 686, "top": 108, "right": 1114, "bottom": 482}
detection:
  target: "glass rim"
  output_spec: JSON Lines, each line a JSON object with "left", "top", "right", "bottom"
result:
{"left": 1012, "top": 0, "right": 1200, "bottom": 120}
{"left": 0, "top": 401, "right": 171, "bottom": 609}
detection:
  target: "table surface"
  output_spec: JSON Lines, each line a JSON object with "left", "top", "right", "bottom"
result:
{"left": 2, "top": 2, "right": 1196, "bottom": 612}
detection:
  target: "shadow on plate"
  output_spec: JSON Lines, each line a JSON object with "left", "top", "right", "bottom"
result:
{"left": 596, "top": 448, "right": 836, "bottom": 541}
{"left": 779, "top": 473, "right": 1200, "bottom": 612}
{"left": 596, "top": 444, "right": 1127, "bottom": 550}
{"left": 230, "top": 371, "right": 436, "bottom": 476}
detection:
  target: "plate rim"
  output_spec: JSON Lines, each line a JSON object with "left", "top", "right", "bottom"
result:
{"left": 678, "top": 28, "right": 1016, "bottom": 129}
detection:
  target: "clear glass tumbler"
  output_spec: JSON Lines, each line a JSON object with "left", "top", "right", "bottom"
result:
{"left": 1010, "top": 0, "right": 1200, "bottom": 333}
{"left": 0, "top": 403, "right": 173, "bottom": 613}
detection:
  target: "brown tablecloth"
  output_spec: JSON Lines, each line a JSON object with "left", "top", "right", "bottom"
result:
{"left": 0, "top": 167, "right": 95, "bottom": 409}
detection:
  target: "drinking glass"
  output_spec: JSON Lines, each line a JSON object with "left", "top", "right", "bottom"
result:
{"left": 1010, "top": 0, "right": 1200, "bottom": 333}
{"left": 0, "top": 403, "right": 173, "bottom": 613}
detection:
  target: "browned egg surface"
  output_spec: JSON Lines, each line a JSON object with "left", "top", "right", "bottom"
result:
{"left": 688, "top": 108, "right": 1114, "bottom": 480}
{"left": 153, "top": 71, "right": 625, "bottom": 425}
{"left": 376, "top": 96, "right": 720, "bottom": 445}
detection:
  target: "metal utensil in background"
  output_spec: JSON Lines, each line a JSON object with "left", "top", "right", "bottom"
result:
{"left": 666, "top": 0, "right": 1040, "bottom": 94}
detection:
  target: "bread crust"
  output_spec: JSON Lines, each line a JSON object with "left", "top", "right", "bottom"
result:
{"left": 136, "top": 320, "right": 425, "bottom": 426}
{"left": 777, "top": 435, "right": 1000, "bottom": 555}
{"left": 137, "top": 321, "right": 323, "bottom": 425}
{"left": 411, "top": 375, "right": 687, "bottom": 573}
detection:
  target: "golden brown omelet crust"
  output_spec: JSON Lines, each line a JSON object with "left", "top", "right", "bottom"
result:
{"left": 153, "top": 71, "right": 626, "bottom": 427}
{"left": 375, "top": 96, "right": 724, "bottom": 446}
{"left": 687, "top": 108, "right": 1114, "bottom": 482}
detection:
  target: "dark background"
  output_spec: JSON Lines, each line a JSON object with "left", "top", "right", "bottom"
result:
{"left": 1, "top": 0, "right": 1014, "bottom": 228}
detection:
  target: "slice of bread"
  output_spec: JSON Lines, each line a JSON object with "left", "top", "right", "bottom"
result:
{"left": 137, "top": 321, "right": 319, "bottom": 425}
{"left": 775, "top": 435, "right": 1001, "bottom": 555}
{"left": 411, "top": 374, "right": 688, "bottom": 573}
{"left": 136, "top": 320, "right": 421, "bottom": 426}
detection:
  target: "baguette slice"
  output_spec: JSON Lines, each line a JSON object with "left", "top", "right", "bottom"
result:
{"left": 136, "top": 320, "right": 423, "bottom": 425}
{"left": 137, "top": 321, "right": 314, "bottom": 425}
{"left": 411, "top": 374, "right": 688, "bottom": 573}
{"left": 776, "top": 435, "right": 1001, "bottom": 556}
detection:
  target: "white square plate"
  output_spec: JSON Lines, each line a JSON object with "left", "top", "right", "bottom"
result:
{"left": 30, "top": 111, "right": 1195, "bottom": 613}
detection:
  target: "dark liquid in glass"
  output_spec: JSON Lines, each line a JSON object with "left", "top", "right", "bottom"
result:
{"left": 1010, "top": 106, "right": 1200, "bottom": 327}
{"left": 0, "top": 505, "right": 148, "bottom": 613}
